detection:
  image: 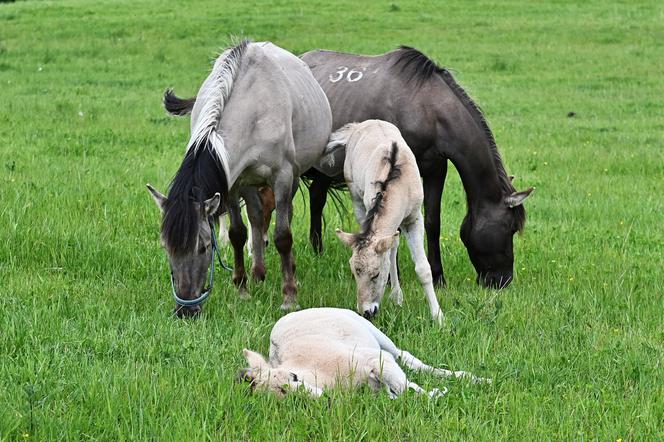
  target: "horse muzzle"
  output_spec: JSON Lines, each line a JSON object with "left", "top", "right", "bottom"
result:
{"left": 477, "top": 272, "right": 513, "bottom": 290}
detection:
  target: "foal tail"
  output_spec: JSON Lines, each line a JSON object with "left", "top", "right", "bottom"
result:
{"left": 324, "top": 122, "right": 360, "bottom": 154}
{"left": 164, "top": 89, "right": 195, "bottom": 116}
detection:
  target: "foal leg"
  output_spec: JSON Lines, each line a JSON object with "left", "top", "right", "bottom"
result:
{"left": 241, "top": 187, "right": 266, "bottom": 283}
{"left": 388, "top": 244, "right": 403, "bottom": 306}
{"left": 397, "top": 350, "right": 491, "bottom": 384}
{"left": 308, "top": 170, "right": 332, "bottom": 254}
{"left": 402, "top": 213, "right": 443, "bottom": 324}
{"left": 423, "top": 165, "right": 447, "bottom": 288}
{"left": 273, "top": 168, "right": 298, "bottom": 310}
{"left": 227, "top": 196, "right": 249, "bottom": 299}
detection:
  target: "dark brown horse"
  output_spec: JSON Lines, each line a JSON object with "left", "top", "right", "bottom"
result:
{"left": 302, "top": 47, "right": 533, "bottom": 289}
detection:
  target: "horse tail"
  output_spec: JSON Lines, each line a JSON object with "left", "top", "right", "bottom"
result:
{"left": 163, "top": 89, "right": 195, "bottom": 116}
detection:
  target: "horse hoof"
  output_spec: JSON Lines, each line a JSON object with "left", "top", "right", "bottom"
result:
{"left": 238, "top": 289, "right": 251, "bottom": 300}
{"left": 433, "top": 311, "right": 444, "bottom": 326}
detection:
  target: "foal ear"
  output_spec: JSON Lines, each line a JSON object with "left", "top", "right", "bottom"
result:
{"left": 335, "top": 229, "right": 356, "bottom": 247}
{"left": 243, "top": 348, "right": 268, "bottom": 371}
{"left": 146, "top": 183, "right": 168, "bottom": 212}
{"left": 374, "top": 232, "right": 400, "bottom": 254}
{"left": 204, "top": 192, "right": 221, "bottom": 215}
{"left": 505, "top": 187, "right": 534, "bottom": 208}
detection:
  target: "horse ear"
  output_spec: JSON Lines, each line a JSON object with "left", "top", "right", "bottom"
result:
{"left": 335, "top": 229, "right": 356, "bottom": 248}
{"left": 505, "top": 187, "right": 534, "bottom": 208}
{"left": 204, "top": 192, "right": 221, "bottom": 215}
{"left": 374, "top": 232, "right": 400, "bottom": 254}
{"left": 243, "top": 348, "right": 268, "bottom": 371}
{"left": 146, "top": 184, "right": 167, "bottom": 212}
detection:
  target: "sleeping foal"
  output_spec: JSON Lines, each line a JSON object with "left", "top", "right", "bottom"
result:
{"left": 324, "top": 120, "right": 443, "bottom": 323}
{"left": 239, "top": 308, "right": 488, "bottom": 398}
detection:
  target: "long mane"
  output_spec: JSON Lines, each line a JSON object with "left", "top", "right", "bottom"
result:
{"left": 392, "top": 46, "right": 526, "bottom": 232}
{"left": 162, "top": 40, "right": 249, "bottom": 255}
{"left": 355, "top": 142, "right": 402, "bottom": 248}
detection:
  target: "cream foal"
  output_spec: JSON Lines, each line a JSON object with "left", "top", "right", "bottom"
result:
{"left": 324, "top": 120, "right": 443, "bottom": 323}
{"left": 240, "top": 308, "right": 488, "bottom": 398}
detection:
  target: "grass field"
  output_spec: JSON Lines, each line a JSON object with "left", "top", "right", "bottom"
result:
{"left": 1, "top": 0, "right": 663, "bottom": 440}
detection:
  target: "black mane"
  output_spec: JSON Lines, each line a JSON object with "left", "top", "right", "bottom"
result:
{"left": 355, "top": 142, "right": 402, "bottom": 248}
{"left": 393, "top": 45, "right": 443, "bottom": 85}
{"left": 392, "top": 46, "right": 526, "bottom": 232}
{"left": 162, "top": 138, "right": 228, "bottom": 255}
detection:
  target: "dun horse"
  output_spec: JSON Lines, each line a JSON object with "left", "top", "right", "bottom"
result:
{"left": 240, "top": 308, "right": 488, "bottom": 398}
{"left": 148, "top": 41, "right": 332, "bottom": 317}
{"left": 302, "top": 47, "right": 533, "bottom": 289}
{"left": 325, "top": 120, "right": 443, "bottom": 323}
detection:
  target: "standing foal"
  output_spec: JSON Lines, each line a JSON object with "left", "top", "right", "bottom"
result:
{"left": 324, "top": 120, "right": 443, "bottom": 324}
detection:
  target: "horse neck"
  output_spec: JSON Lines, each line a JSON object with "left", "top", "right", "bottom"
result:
{"left": 437, "top": 102, "right": 506, "bottom": 210}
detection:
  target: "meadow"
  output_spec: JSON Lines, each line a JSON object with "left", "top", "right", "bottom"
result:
{"left": 1, "top": 0, "right": 663, "bottom": 440}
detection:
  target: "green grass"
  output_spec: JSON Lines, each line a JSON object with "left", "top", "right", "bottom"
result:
{"left": 1, "top": 0, "right": 663, "bottom": 440}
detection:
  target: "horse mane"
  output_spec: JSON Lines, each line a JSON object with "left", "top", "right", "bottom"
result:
{"left": 162, "top": 40, "right": 249, "bottom": 255}
{"left": 355, "top": 142, "right": 402, "bottom": 248}
{"left": 393, "top": 46, "right": 526, "bottom": 232}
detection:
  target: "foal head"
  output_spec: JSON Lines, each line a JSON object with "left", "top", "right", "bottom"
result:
{"left": 147, "top": 184, "right": 220, "bottom": 318}
{"left": 239, "top": 349, "right": 323, "bottom": 397}
{"left": 336, "top": 229, "right": 400, "bottom": 319}
{"left": 460, "top": 188, "right": 533, "bottom": 289}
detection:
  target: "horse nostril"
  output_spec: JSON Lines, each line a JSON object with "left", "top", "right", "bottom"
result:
{"left": 372, "top": 306, "right": 378, "bottom": 315}
{"left": 363, "top": 310, "right": 373, "bottom": 319}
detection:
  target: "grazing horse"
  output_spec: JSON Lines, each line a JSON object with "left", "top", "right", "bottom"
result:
{"left": 147, "top": 41, "right": 332, "bottom": 317}
{"left": 325, "top": 120, "right": 443, "bottom": 323}
{"left": 239, "top": 308, "right": 489, "bottom": 398}
{"left": 301, "top": 47, "right": 533, "bottom": 289}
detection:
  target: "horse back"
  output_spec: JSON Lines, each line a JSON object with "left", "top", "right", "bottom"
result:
{"left": 301, "top": 49, "right": 439, "bottom": 151}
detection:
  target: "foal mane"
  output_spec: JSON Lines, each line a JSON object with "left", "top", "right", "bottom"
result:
{"left": 355, "top": 142, "right": 402, "bottom": 248}
{"left": 162, "top": 40, "right": 249, "bottom": 255}
{"left": 393, "top": 46, "right": 526, "bottom": 232}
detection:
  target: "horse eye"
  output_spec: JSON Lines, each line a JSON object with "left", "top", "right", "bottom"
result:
{"left": 371, "top": 273, "right": 379, "bottom": 281}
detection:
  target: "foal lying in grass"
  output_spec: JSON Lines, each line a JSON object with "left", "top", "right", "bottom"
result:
{"left": 324, "top": 120, "right": 443, "bottom": 323}
{"left": 239, "top": 308, "right": 488, "bottom": 398}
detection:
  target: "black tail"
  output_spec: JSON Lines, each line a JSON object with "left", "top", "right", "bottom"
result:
{"left": 164, "top": 89, "right": 196, "bottom": 116}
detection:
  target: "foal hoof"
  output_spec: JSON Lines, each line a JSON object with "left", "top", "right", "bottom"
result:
{"left": 280, "top": 302, "right": 300, "bottom": 312}
{"left": 432, "top": 310, "right": 445, "bottom": 327}
{"left": 428, "top": 387, "right": 448, "bottom": 399}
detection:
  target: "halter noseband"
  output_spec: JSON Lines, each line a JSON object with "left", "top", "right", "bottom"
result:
{"left": 171, "top": 219, "right": 231, "bottom": 307}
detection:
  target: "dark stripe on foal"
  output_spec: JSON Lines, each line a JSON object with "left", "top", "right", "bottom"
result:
{"left": 355, "top": 142, "right": 401, "bottom": 248}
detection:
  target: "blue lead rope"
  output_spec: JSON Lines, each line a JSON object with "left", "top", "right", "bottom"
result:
{"left": 171, "top": 219, "right": 232, "bottom": 307}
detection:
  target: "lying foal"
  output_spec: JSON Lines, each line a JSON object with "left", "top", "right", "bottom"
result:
{"left": 240, "top": 308, "right": 488, "bottom": 398}
{"left": 324, "top": 120, "right": 443, "bottom": 323}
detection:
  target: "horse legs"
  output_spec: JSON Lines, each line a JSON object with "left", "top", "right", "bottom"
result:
{"left": 402, "top": 213, "right": 443, "bottom": 324}
{"left": 241, "top": 187, "right": 266, "bottom": 283}
{"left": 273, "top": 169, "right": 298, "bottom": 310}
{"left": 227, "top": 196, "right": 249, "bottom": 298}
{"left": 423, "top": 163, "right": 447, "bottom": 288}
{"left": 308, "top": 170, "right": 332, "bottom": 254}
{"left": 259, "top": 186, "right": 275, "bottom": 247}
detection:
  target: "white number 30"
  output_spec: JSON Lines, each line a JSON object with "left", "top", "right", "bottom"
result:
{"left": 329, "top": 66, "right": 364, "bottom": 83}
